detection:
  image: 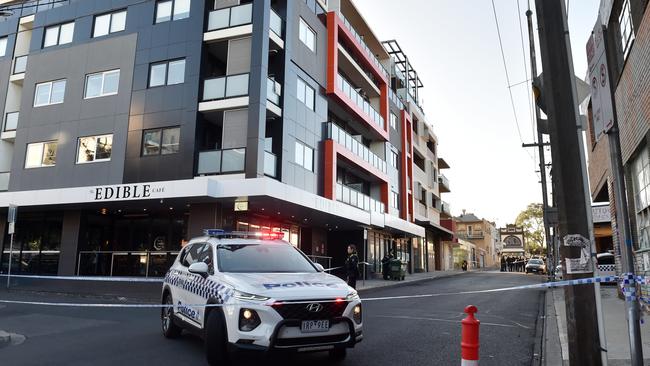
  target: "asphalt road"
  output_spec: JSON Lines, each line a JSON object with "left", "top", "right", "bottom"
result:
{"left": 0, "top": 272, "right": 544, "bottom": 366}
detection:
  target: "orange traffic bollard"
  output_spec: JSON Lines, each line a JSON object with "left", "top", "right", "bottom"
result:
{"left": 461, "top": 305, "right": 480, "bottom": 365}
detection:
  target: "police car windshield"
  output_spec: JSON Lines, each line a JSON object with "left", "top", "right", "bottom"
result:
{"left": 217, "top": 244, "right": 317, "bottom": 273}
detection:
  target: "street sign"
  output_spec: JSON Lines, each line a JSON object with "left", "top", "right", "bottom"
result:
{"left": 8, "top": 204, "right": 17, "bottom": 223}
{"left": 586, "top": 23, "right": 614, "bottom": 140}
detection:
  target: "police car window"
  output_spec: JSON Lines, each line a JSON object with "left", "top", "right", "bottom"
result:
{"left": 217, "top": 244, "right": 317, "bottom": 273}
{"left": 196, "top": 243, "right": 214, "bottom": 274}
{"left": 180, "top": 244, "right": 201, "bottom": 267}
{"left": 598, "top": 255, "right": 615, "bottom": 265}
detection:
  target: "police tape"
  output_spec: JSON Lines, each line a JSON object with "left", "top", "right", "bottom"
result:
{"left": 0, "top": 274, "right": 636, "bottom": 308}
{"left": 322, "top": 262, "right": 372, "bottom": 272}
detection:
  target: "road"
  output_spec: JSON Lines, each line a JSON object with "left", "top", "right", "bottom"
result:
{"left": 0, "top": 272, "right": 544, "bottom": 366}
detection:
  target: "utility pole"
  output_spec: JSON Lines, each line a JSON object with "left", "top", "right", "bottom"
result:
{"left": 534, "top": 1, "right": 604, "bottom": 364}
{"left": 524, "top": 8, "right": 554, "bottom": 280}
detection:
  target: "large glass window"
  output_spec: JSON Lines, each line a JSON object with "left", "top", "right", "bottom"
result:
{"left": 0, "top": 37, "right": 7, "bottom": 57}
{"left": 390, "top": 150, "right": 398, "bottom": 168}
{"left": 34, "top": 79, "right": 66, "bottom": 107}
{"left": 296, "top": 77, "right": 314, "bottom": 110}
{"left": 632, "top": 148, "right": 650, "bottom": 249}
{"left": 391, "top": 191, "right": 399, "bottom": 209}
{"left": 25, "top": 141, "right": 57, "bottom": 168}
{"left": 93, "top": 10, "right": 127, "bottom": 38}
{"left": 142, "top": 127, "right": 180, "bottom": 156}
{"left": 299, "top": 18, "right": 316, "bottom": 52}
{"left": 84, "top": 69, "right": 120, "bottom": 99}
{"left": 390, "top": 112, "right": 398, "bottom": 130}
{"left": 155, "top": 0, "right": 190, "bottom": 23}
{"left": 294, "top": 140, "right": 313, "bottom": 171}
{"left": 43, "top": 21, "right": 74, "bottom": 47}
{"left": 619, "top": 0, "right": 635, "bottom": 59}
{"left": 77, "top": 134, "right": 113, "bottom": 164}
{"left": 149, "top": 59, "right": 185, "bottom": 87}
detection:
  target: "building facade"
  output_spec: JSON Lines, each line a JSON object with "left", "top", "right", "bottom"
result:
{"left": 0, "top": 0, "right": 452, "bottom": 278}
{"left": 499, "top": 225, "right": 526, "bottom": 258}
{"left": 454, "top": 211, "right": 498, "bottom": 268}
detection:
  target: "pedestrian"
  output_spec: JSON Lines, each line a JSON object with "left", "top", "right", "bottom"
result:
{"left": 462, "top": 260, "right": 468, "bottom": 271}
{"left": 345, "top": 244, "right": 360, "bottom": 289}
{"left": 381, "top": 252, "right": 392, "bottom": 280}
{"left": 500, "top": 256, "right": 506, "bottom": 272}
{"left": 507, "top": 256, "right": 513, "bottom": 272}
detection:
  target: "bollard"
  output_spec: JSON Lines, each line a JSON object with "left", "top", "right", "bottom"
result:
{"left": 461, "top": 305, "right": 480, "bottom": 365}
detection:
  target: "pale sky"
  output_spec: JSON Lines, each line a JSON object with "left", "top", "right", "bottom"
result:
{"left": 354, "top": 0, "right": 600, "bottom": 226}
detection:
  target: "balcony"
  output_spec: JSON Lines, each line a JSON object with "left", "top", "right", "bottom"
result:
{"left": 266, "top": 77, "right": 282, "bottom": 116}
{"left": 338, "top": 13, "right": 389, "bottom": 80}
{"left": 439, "top": 174, "right": 450, "bottom": 193}
{"left": 197, "top": 148, "right": 246, "bottom": 175}
{"left": 10, "top": 55, "right": 27, "bottom": 83}
{"left": 199, "top": 73, "right": 249, "bottom": 112}
{"left": 416, "top": 201, "right": 427, "bottom": 218}
{"left": 389, "top": 88, "right": 404, "bottom": 110}
{"left": 269, "top": 8, "right": 284, "bottom": 49}
{"left": 336, "top": 183, "right": 385, "bottom": 213}
{"left": 0, "top": 172, "right": 8, "bottom": 191}
{"left": 335, "top": 74, "right": 385, "bottom": 130}
{"left": 457, "top": 232, "right": 484, "bottom": 240}
{"left": 441, "top": 201, "right": 451, "bottom": 216}
{"left": 327, "top": 123, "right": 386, "bottom": 174}
{"left": 205, "top": 3, "right": 253, "bottom": 42}
{"left": 264, "top": 150, "right": 277, "bottom": 178}
{"left": 1, "top": 112, "right": 18, "bottom": 141}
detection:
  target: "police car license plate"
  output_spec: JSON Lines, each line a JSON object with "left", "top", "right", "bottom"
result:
{"left": 301, "top": 320, "right": 329, "bottom": 333}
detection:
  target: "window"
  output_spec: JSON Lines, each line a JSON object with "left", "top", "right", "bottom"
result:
{"left": 34, "top": 79, "right": 66, "bottom": 107}
{"left": 43, "top": 21, "right": 74, "bottom": 47}
{"left": 149, "top": 59, "right": 185, "bottom": 87}
{"left": 632, "top": 148, "right": 650, "bottom": 249}
{"left": 294, "top": 141, "right": 313, "bottom": 171}
{"left": 390, "top": 112, "right": 398, "bottom": 130}
{"left": 155, "top": 0, "right": 190, "bottom": 23}
{"left": 296, "top": 77, "right": 314, "bottom": 110}
{"left": 93, "top": 10, "right": 127, "bottom": 38}
{"left": 142, "top": 127, "right": 180, "bottom": 156}
{"left": 390, "top": 150, "right": 398, "bottom": 168}
{"left": 77, "top": 134, "right": 113, "bottom": 163}
{"left": 84, "top": 69, "right": 120, "bottom": 98}
{"left": 25, "top": 141, "right": 57, "bottom": 168}
{"left": 619, "top": 0, "right": 635, "bottom": 59}
{"left": 391, "top": 191, "right": 399, "bottom": 209}
{"left": 298, "top": 18, "right": 316, "bottom": 52}
{"left": 0, "top": 37, "right": 6, "bottom": 57}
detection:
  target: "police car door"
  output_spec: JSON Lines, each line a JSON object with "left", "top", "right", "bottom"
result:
{"left": 192, "top": 242, "right": 215, "bottom": 326}
{"left": 176, "top": 243, "right": 202, "bottom": 326}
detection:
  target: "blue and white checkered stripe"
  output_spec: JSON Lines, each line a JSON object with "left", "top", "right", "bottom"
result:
{"left": 164, "top": 270, "right": 234, "bottom": 303}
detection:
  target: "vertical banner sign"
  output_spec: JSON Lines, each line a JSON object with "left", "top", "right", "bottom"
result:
{"left": 6, "top": 204, "right": 16, "bottom": 288}
{"left": 586, "top": 22, "right": 614, "bottom": 140}
{"left": 7, "top": 204, "right": 16, "bottom": 234}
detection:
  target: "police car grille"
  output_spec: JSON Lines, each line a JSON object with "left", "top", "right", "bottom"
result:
{"left": 275, "top": 333, "right": 349, "bottom": 347}
{"left": 271, "top": 301, "right": 348, "bottom": 320}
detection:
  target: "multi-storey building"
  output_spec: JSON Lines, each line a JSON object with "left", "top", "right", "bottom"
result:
{"left": 0, "top": 0, "right": 452, "bottom": 278}
{"left": 454, "top": 211, "right": 498, "bottom": 268}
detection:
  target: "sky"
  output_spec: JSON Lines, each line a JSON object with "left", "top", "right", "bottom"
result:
{"left": 353, "top": 0, "right": 601, "bottom": 226}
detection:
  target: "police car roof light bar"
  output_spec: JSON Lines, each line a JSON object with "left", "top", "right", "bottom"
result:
{"left": 203, "top": 229, "right": 284, "bottom": 240}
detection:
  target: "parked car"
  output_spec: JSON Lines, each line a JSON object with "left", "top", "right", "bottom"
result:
{"left": 525, "top": 259, "right": 546, "bottom": 274}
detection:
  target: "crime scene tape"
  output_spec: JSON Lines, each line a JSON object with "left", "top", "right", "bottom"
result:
{"left": 0, "top": 274, "right": 632, "bottom": 308}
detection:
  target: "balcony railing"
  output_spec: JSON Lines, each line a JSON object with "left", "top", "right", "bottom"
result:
{"left": 0, "top": 172, "right": 8, "bottom": 191}
{"left": 416, "top": 201, "right": 427, "bottom": 217}
{"left": 338, "top": 13, "right": 389, "bottom": 79}
{"left": 336, "top": 183, "right": 385, "bottom": 213}
{"left": 207, "top": 3, "right": 252, "bottom": 32}
{"left": 264, "top": 150, "right": 277, "bottom": 178}
{"left": 439, "top": 174, "right": 450, "bottom": 190}
{"left": 441, "top": 201, "right": 451, "bottom": 215}
{"left": 13, "top": 55, "right": 27, "bottom": 74}
{"left": 202, "top": 73, "right": 249, "bottom": 102}
{"left": 197, "top": 148, "right": 246, "bottom": 175}
{"left": 270, "top": 8, "right": 283, "bottom": 37}
{"left": 336, "top": 74, "right": 385, "bottom": 130}
{"left": 267, "top": 77, "right": 281, "bottom": 106}
{"left": 389, "top": 88, "right": 404, "bottom": 110}
{"left": 326, "top": 123, "right": 387, "bottom": 174}
{"left": 457, "top": 232, "right": 484, "bottom": 240}
{"left": 4, "top": 112, "right": 18, "bottom": 132}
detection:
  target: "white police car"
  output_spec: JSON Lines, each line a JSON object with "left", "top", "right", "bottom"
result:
{"left": 161, "top": 230, "right": 363, "bottom": 365}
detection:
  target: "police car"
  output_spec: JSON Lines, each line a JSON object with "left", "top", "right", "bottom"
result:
{"left": 160, "top": 230, "right": 363, "bottom": 365}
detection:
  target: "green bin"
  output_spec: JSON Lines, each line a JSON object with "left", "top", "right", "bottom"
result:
{"left": 389, "top": 259, "right": 405, "bottom": 281}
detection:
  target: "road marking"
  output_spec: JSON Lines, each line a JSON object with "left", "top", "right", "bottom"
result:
{"left": 371, "top": 315, "right": 530, "bottom": 329}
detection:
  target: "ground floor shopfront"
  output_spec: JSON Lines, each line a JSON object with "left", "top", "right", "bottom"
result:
{"left": 0, "top": 177, "right": 426, "bottom": 278}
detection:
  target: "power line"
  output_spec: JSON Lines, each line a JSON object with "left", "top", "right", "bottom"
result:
{"left": 490, "top": 0, "right": 536, "bottom": 164}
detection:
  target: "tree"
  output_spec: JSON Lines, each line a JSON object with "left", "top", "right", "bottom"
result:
{"left": 515, "top": 203, "right": 546, "bottom": 255}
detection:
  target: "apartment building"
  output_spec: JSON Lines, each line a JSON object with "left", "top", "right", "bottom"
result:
{"left": 0, "top": 0, "right": 452, "bottom": 278}
{"left": 454, "top": 211, "right": 498, "bottom": 268}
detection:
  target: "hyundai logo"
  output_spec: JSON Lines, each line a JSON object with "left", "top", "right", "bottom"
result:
{"left": 306, "top": 303, "right": 323, "bottom": 313}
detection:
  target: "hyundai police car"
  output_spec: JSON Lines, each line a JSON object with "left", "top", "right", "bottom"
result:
{"left": 160, "top": 230, "right": 363, "bottom": 365}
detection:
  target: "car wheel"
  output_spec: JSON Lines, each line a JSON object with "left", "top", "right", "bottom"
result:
{"left": 328, "top": 348, "right": 347, "bottom": 363}
{"left": 205, "top": 309, "right": 230, "bottom": 366}
{"left": 161, "top": 293, "right": 182, "bottom": 338}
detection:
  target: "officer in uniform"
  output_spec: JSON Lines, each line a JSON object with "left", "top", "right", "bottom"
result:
{"left": 345, "top": 244, "right": 360, "bottom": 289}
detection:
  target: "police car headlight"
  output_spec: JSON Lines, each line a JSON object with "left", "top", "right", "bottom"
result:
{"left": 353, "top": 304, "right": 362, "bottom": 324}
{"left": 239, "top": 308, "right": 261, "bottom": 332}
{"left": 345, "top": 290, "right": 359, "bottom": 301}
{"left": 233, "top": 290, "right": 270, "bottom": 302}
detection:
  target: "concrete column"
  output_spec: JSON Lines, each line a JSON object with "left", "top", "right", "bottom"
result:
{"left": 58, "top": 210, "right": 81, "bottom": 276}
{"left": 245, "top": 0, "right": 271, "bottom": 178}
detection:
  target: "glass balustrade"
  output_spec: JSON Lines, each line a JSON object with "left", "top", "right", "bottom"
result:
{"left": 336, "top": 183, "right": 385, "bottom": 213}
{"left": 13, "top": 55, "right": 27, "bottom": 74}
{"left": 270, "top": 8, "right": 283, "bottom": 37}
{"left": 0, "top": 172, "right": 9, "bottom": 191}
{"left": 202, "top": 73, "right": 249, "bottom": 101}
{"left": 338, "top": 13, "right": 389, "bottom": 79}
{"left": 207, "top": 3, "right": 252, "bottom": 31}
{"left": 4, "top": 112, "right": 18, "bottom": 132}
{"left": 264, "top": 151, "right": 277, "bottom": 177}
{"left": 336, "top": 74, "right": 385, "bottom": 130}
{"left": 197, "top": 148, "right": 245, "bottom": 175}
{"left": 267, "top": 77, "right": 281, "bottom": 105}
{"left": 327, "top": 123, "right": 386, "bottom": 173}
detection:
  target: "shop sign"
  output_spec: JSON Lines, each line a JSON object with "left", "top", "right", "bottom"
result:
{"left": 592, "top": 205, "right": 611, "bottom": 223}
{"left": 91, "top": 183, "right": 166, "bottom": 201}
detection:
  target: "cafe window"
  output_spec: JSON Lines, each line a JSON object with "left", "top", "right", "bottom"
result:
{"left": 142, "top": 127, "right": 180, "bottom": 156}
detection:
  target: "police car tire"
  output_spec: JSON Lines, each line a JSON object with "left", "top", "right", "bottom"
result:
{"left": 162, "top": 293, "right": 182, "bottom": 339}
{"left": 328, "top": 348, "right": 347, "bottom": 362}
{"left": 205, "top": 309, "right": 229, "bottom": 366}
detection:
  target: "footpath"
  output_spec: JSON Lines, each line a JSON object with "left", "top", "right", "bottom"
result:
{"left": 543, "top": 286, "right": 650, "bottom": 365}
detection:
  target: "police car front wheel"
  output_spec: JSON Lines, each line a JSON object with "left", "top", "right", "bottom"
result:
{"left": 161, "top": 293, "right": 182, "bottom": 338}
{"left": 205, "top": 309, "right": 230, "bottom": 366}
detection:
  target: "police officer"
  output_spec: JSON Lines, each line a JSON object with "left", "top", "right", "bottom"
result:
{"left": 381, "top": 252, "right": 392, "bottom": 280}
{"left": 345, "top": 244, "right": 360, "bottom": 289}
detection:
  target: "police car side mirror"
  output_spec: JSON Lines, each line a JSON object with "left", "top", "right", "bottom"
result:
{"left": 188, "top": 262, "right": 209, "bottom": 278}
{"left": 314, "top": 263, "right": 325, "bottom": 272}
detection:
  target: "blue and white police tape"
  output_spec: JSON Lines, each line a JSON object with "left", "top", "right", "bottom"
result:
{"left": 0, "top": 274, "right": 632, "bottom": 308}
